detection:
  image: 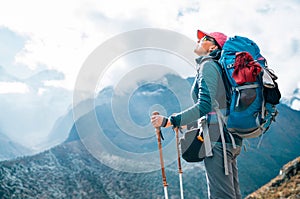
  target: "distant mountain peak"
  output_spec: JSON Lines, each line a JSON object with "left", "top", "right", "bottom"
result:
{"left": 282, "top": 86, "right": 300, "bottom": 111}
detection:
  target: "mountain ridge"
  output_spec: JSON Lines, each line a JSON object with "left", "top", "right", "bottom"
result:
{"left": 1, "top": 73, "right": 300, "bottom": 198}
{"left": 0, "top": 132, "right": 32, "bottom": 161}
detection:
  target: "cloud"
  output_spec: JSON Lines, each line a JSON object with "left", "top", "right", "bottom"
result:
{"left": 0, "top": 0, "right": 300, "bottom": 148}
{"left": 168, "top": 0, "right": 300, "bottom": 96}
{"left": 0, "top": 81, "right": 30, "bottom": 94}
{"left": 0, "top": 66, "right": 72, "bottom": 148}
{"left": 138, "top": 88, "right": 166, "bottom": 97}
{"left": 0, "top": 0, "right": 198, "bottom": 90}
{"left": 0, "top": 83, "right": 72, "bottom": 148}
{"left": 0, "top": 0, "right": 298, "bottom": 95}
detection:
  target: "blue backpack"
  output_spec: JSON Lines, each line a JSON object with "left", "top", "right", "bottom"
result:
{"left": 180, "top": 36, "right": 281, "bottom": 175}
{"left": 217, "top": 36, "right": 280, "bottom": 139}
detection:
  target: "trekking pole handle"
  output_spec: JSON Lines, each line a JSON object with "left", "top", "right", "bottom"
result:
{"left": 152, "top": 111, "right": 168, "bottom": 188}
{"left": 152, "top": 111, "right": 161, "bottom": 131}
{"left": 152, "top": 111, "right": 166, "bottom": 140}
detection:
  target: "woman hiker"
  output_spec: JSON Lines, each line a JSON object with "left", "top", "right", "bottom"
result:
{"left": 151, "top": 29, "right": 243, "bottom": 199}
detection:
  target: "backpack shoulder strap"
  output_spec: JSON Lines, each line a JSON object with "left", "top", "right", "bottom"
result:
{"left": 214, "top": 60, "right": 232, "bottom": 106}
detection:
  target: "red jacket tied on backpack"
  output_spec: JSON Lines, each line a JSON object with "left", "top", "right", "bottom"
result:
{"left": 232, "top": 51, "right": 262, "bottom": 85}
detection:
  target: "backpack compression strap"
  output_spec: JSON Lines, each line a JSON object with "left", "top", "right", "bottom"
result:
{"left": 214, "top": 101, "right": 237, "bottom": 176}
{"left": 198, "top": 116, "right": 213, "bottom": 157}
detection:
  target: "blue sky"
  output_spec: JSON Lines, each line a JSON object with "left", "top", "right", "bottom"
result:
{"left": 0, "top": 0, "right": 300, "bottom": 148}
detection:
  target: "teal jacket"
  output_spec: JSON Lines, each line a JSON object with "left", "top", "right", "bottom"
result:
{"left": 170, "top": 50, "right": 226, "bottom": 127}
{"left": 169, "top": 50, "right": 243, "bottom": 145}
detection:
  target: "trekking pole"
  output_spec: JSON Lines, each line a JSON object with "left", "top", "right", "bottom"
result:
{"left": 152, "top": 111, "right": 168, "bottom": 199}
{"left": 174, "top": 127, "right": 184, "bottom": 199}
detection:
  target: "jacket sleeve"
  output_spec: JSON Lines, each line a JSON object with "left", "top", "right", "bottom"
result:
{"left": 170, "top": 61, "right": 220, "bottom": 127}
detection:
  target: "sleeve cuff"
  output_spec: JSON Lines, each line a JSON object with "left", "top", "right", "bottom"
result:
{"left": 169, "top": 116, "right": 178, "bottom": 127}
{"left": 161, "top": 117, "right": 168, "bottom": 127}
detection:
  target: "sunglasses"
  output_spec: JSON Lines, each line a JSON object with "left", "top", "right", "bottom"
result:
{"left": 198, "top": 36, "right": 221, "bottom": 49}
{"left": 198, "top": 36, "right": 216, "bottom": 43}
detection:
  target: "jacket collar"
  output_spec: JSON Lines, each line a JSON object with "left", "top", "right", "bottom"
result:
{"left": 195, "top": 49, "right": 221, "bottom": 71}
{"left": 195, "top": 49, "right": 221, "bottom": 64}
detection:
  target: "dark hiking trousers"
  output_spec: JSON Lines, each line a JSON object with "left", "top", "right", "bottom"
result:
{"left": 204, "top": 143, "right": 242, "bottom": 199}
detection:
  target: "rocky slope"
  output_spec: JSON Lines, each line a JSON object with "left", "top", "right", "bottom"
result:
{"left": 0, "top": 140, "right": 208, "bottom": 199}
{"left": 246, "top": 156, "right": 300, "bottom": 199}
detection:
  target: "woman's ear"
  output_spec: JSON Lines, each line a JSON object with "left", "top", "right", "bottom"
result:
{"left": 209, "top": 45, "right": 218, "bottom": 52}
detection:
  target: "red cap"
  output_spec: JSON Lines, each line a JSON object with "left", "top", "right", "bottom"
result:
{"left": 197, "top": 30, "right": 227, "bottom": 49}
